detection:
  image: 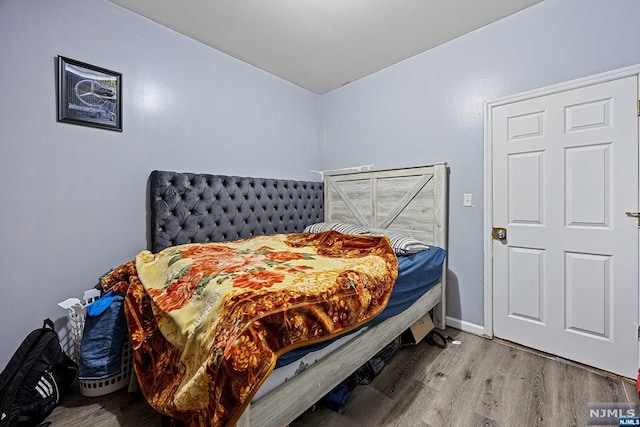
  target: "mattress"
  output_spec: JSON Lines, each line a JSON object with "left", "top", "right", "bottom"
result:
{"left": 253, "top": 246, "right": 446, "bottom": 399}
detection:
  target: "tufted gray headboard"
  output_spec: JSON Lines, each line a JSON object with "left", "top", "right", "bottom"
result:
{"left": 149, "top": 170, "right": 324, "bottom": 253}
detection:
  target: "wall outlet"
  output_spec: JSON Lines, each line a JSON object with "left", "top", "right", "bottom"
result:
{"left": 463, "top": 193, "right": 473, "bottom": 207}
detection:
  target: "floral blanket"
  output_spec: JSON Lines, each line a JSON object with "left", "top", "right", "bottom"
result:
{"left": 102, "top": 231, "right": 398, "bottom": 426}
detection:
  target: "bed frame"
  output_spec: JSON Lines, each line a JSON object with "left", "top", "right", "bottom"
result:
{"left": 149, "top": 162, "right": 448, "bottom": 427}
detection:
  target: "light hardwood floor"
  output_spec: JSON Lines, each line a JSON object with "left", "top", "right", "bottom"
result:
{"left": 47, "top": 328, "right": 638, "bottom": 426}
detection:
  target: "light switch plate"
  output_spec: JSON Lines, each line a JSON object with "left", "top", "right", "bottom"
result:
{"left": 463, "top": 193, "right": 473, "bottom": 207}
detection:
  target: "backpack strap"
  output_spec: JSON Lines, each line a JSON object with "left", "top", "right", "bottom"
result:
{"left": 42, "top": 319, "right": 55, "bottom": 331}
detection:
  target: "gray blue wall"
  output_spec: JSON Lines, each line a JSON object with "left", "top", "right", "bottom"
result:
{"left": 320, "top": 0, "right": 640, "bottom": 329}
{"left": 0, "top": 0, "right": 320, "bottom": 365}
{"left": 1, "top": 0, "right": 640, "bottom": 368}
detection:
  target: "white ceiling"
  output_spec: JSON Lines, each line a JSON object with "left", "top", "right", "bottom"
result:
{"left": 109, "top": 0, "right": 543, "bottom": 94}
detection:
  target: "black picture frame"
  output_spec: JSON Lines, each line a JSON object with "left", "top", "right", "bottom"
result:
{"left": 57, "top": 56, "right": 122, "bottom": 132}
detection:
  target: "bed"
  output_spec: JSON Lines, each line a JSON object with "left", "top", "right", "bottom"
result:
{"left": 125, "top": 162, "right": 448, "bottom": 426}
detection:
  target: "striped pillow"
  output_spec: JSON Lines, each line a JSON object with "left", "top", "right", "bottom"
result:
{"left": 368, "top": 228, "right": 429, "bottom": 255}
{"left": 303, "top": 222, "right": 370, "bottom": 235}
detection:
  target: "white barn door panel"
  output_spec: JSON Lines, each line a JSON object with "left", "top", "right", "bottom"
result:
{"left": 491, "top": 75, "right": 638, "bottom": 378}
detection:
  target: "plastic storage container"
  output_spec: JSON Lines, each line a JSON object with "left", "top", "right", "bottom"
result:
{"left": 58, "top": 289, "right": 133, "bottom": 397}
{"left": 77, "top": 340, "right": 133, "bottom": 396}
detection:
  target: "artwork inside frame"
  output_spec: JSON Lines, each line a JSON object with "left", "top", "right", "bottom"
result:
{"left": 57, "top": 56, "right": 122, "bottom": 132}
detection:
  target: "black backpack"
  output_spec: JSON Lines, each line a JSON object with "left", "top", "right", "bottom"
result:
{"left": 0, "top": 319, "right": 78, "bottom": 427}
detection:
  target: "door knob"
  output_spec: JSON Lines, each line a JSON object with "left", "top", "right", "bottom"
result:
{"left": 492, "top": 227, "right": 507, "bottom": 241}
{"left": 626, "top": 212, "right": 640, "bottom": 226}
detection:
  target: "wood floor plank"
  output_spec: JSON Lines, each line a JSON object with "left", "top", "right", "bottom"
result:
{"left": 47, "top": 390, "right": 161, "bottom": 427}
{"left": 515, "top": 355, "right": 549, "bottom": 426}
{"left": 415, "top": 329, "right": 472, "bottom": 393}
{"left": 623, "top": 378, "right": 639, "bottom": 402}
{"left": 465, "top": 412, "right": 500, "bottom": 427}
{"left": 376, "top": 378, "right": 431, "bottom": 427}
{"left": 370, "top": 340, "right": 436, "bottom": 397}
{"left": 420, "top": 330, "right": 496, "bottom": 426}
{"left": 542, "top": 360, "right": 582, "bottom": 426}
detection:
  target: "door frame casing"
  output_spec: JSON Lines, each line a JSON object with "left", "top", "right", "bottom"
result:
{"left": 483, "top": 63, "right": 640, "bottom": 339}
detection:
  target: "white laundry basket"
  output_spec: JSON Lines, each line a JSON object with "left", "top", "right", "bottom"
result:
{"left": 58, "top": 289, "right": 133, "bottom": 397}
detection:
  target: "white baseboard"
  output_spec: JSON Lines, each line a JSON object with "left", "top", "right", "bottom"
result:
{"left": 445, "top": 316, "right": 486, "bottom": 337}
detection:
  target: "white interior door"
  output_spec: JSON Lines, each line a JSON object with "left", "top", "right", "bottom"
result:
{"left": 492, "top": 75, "right": 639, "bottom": 378}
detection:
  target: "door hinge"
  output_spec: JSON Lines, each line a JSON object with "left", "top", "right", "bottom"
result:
{"left": 637, "top": 100, "right": 640, "bottom": 116}
{"left": 638, "top": 325, "right": 640, "bottom": 340}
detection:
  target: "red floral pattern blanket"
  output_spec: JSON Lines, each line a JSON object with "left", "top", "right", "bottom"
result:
{"left": 102, "top": 231, "right": 398, "bottom": 426}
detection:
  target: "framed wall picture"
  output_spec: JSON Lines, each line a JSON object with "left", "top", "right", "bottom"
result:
{"left": 57, "top": 56, "right": 122, "bottom": 132}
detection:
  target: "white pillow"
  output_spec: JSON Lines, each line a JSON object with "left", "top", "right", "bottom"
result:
{"left": 303, "top": 222, "right": 370, "bottom": 235}
{"left": 367, "top": 228, "right": 429, "bottom": 255}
